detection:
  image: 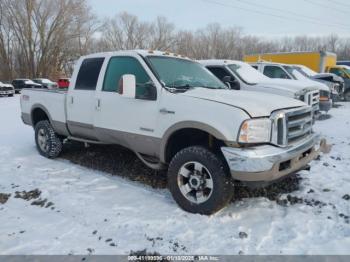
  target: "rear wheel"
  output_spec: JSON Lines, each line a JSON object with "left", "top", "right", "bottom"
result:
{"left": 167, "top": 146, "right": 234, "bottom": 215}
{"left": 34, "top": 120, "right": 63, "bottom": 158}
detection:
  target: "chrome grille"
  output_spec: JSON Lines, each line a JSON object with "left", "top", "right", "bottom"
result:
{"left": 0, "top": 86, "right": 13, "bottom": 91}
{"left": 286, "top": 108, "right": 313, "bottom": 144}
{"left": 271, "top": 106, "right": 313, "bottom": 146}
{"left": 303, "top": 90, "right": 319, "bottom": 108}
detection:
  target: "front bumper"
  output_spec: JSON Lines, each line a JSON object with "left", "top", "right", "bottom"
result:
{"left": 311, "top": 104, "right": 319, "bottom": 113}
{"left": 319, "top": 99, "right": 332, "bottom": 112}
{"left": 0, "top": 90, "right": 14, "bottom": 95}
{"left": 221, "top": 134, "right": 330, "bottom": 182}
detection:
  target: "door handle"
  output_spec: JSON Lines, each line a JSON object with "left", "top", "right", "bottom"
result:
{"left": 70, "top": 96, "right": 74, "bottom": 104}
{"left": 95, "top": 98, "right": 101, "bottom": 110}
{"left": 159, "top": 108, "right": 175, "bottom": 114}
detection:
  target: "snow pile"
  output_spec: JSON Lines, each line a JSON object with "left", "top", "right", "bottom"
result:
{"left": 0, "top": 96, "right": 349, "bottom": 255}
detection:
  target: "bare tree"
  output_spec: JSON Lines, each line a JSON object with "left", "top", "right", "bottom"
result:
{"left": 0, "top": 0, "right": 98, "bottom": 79}
{"left": 2, "top": 6, "right": 350, "bottom": 81}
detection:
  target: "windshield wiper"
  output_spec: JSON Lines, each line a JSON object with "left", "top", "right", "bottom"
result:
{"left": 171, "top": 84, "right": 192, "bottom": 89}
{"left": 202, "top": 86, "right": 223, "bottom": 89}
{"left": 166, "top": 84, "right": 193, "bottom": 93}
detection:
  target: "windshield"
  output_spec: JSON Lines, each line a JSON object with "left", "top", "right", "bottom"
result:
{"left": 227, "top": 63, "right": 269, "bottom": 84}
{"left": 343, "top": 66, "right": 350, "bottom": 75}
{"left": 283, "top": 66, "right": 308, "bottom": 80}
{"left": 297, "top": 65, "right": 317, "bottom": 77}
{"left": 147, "top": 56, "right": 226, "bottom": 90}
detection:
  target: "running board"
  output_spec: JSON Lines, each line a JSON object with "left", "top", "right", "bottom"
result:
{"left": 67, "top": 136, "right": 106, "bottom": 145}
{"left": 135, "top": 152, "right": 167, "bottom": 170}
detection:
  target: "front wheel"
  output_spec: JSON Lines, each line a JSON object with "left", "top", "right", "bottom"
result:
{"left": 34, "top": 120, "right": 63, "bottom": 158}
{"left": 167, "top": 146, "right": 234, "bottom": 215}
{"left": 344, "top": 90, "right": 350, "bottom": 102}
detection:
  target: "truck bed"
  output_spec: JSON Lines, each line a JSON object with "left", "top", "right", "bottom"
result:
{"left": 20, "top": 88, "right": 68, "bottom": 126}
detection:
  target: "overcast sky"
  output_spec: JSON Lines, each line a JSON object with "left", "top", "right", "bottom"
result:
{"left": 88, "top": 0, "right": 350, "bottom": 37}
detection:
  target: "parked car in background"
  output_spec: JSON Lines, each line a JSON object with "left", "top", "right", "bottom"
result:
{"left": 57, "top": 78, "right": 70, "bottom": 89}
{"left": 249, "top": 62, "right": 332, "bottom": 113}
{"left": 293, "top": 64, "right": 344, "bottom": 102}
{"left": 337, "top": 61, "right": 350, "bottom": 67}
{"left": 243, "top": 51, "right": 350, "bottom": 101}
{"left": 20, "top": 50, "right": 329, "bottom": 214}
{"left": 200, "top": 60, "right": 321, "bottom": 114}
{"left": 0, "top": 81, "right": 15, "bottom": 97}
{"left": 33, "top": 78, "right": 58, "bottom": 89}
{"left": 12, "top": 79, "right": 43, "bottom": 93}
{"left": 244, "top": 51, "right": 336, "bottom": 73}
{"left": 326, "top": 65, "right": 350, "bottom": 101}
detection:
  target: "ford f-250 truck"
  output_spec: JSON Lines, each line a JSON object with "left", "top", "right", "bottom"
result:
{"left": 243, "top": 51, "right": 350, "bottom": 101}
{"left": 200, "top": 60, "right": 322, "bottom": 113}
{"left": 248, "top": 61, "right": 332, "bottom": 112}
{"left": 20, "top": 50, "right": 329, "bottom": 215}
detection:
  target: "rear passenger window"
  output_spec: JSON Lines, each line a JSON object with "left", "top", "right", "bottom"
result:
{"left": 263, "top": 66, "right": 290, "bottom": 79}
{"left": 75, "top": 58, "right": 104, "bottom": 90}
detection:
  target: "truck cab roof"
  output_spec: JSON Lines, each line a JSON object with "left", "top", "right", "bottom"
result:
{"left": 81, "top": 50, "right": 192, "bottom": 61}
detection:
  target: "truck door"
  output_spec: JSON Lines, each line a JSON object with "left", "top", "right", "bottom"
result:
{"left": 66, "top": 57, "right": 105, "bottom": 140}
{"left": 93, "top": 55, "right": 160, "bottom": 156}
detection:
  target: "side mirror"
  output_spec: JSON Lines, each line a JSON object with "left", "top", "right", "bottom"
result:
{"left": 231, "top": 79, "right": 240, "bottom": 90}
{"left": 135, "top": 82, "right": 157, "bottom": 101}
{"left": 118, "top": 74, "right": 136, "bottom": 98}
{"left": 222, "top": 75, "right": 231, "bottom": 83}
{"left": 222, "top": 75, "right": 240, "bottom": 90}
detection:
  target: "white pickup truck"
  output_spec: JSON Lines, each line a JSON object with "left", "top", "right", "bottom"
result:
{"left": 200, "top": 60, "right": 323, "bottom": 113}
{"left": 20, "top": 50, "right": 328, "bottom": 215}
{"left": 0, "top": 81, "right": 15, "bottom": 97}
{"left": 249, "top": 61, "right": 333, "bottom": 112}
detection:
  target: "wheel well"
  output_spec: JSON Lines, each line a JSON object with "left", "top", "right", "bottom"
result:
{"left": 32, "top": 107, "right": 49, "bottom": 127}
{"left": 165, "top": 128, "right": 225, "bottom": 163}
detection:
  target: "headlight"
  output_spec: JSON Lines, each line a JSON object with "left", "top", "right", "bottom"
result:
{"left": 294, "top": 91, "right": 305, "bottom": 101}
{"left": 319, "top": 90, "right": 330, "bottom": 101}
{"left": 238, "top": 118, "right": 272, "bottom": 144}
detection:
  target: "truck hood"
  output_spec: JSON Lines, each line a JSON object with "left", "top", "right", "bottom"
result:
{"left": 181, "top": 88, "right": 306, "bottom": 117}
{"left": 311, "top": 73, "right": 344, "bottom": 83}
{"left": 0, "top": 83, "right": 14, "bottom": 88}
{"left": 258, "top": 78, "right": 324, "bottom": 93}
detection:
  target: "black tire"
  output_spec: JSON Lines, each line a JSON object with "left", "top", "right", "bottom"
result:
{"left": 344, "top": 90, "right": 350, "bottom": 102}
{"left": 34, "top": 120, "right": 63, "bottom": 158}
{"left": 167, "top": 146, "right": 234, "bottom": 215}
{"left": 8, "top": 94, "right": 14, "bottom": 97}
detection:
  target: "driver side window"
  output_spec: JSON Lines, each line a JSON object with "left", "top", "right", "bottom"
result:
{"left": 263, "top": 66, "right": 290, "bottom": 79}
{"left": 103, "top": 56, "right": 154, "bottom": 98}
{"left": 207, "top": 67, "right": 233, "bottom": 81}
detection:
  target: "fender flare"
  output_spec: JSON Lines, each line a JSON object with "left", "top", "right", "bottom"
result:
{"left": 30, "top": 103, "right": 54, "bottom": 126}
{"left": 159, "top": 121, "right": 228, "bottom": 163}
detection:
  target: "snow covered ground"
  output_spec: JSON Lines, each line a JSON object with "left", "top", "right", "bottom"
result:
{"left": 0, "top": 95, "right": 349, "bottom": 255}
